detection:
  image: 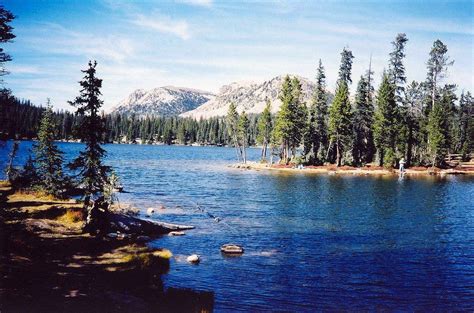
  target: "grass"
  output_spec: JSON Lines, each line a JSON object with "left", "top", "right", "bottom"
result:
{"left": 118, "top": 249, "right": 173, "bottom": 270}
{"left": 57, "top": 208, "right": 85, "bottom": 225}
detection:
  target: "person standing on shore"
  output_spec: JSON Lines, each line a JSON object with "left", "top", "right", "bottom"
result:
{"left": 399, "top": 158, "right": 406, "bottom": 174}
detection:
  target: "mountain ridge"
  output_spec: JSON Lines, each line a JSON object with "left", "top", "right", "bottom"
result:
{"left": 112, "top": 75, "right": 319, "bottom": 119}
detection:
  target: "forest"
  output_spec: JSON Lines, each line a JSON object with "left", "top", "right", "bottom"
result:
{"left": 0, "top": 93, "right": 259, "bottom": 146}
{"left": 1, "top": 34, "right": 473, "bottom": 168}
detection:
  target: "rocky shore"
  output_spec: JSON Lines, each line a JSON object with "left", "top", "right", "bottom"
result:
{"left": 0, "top": 181, "right": 213, "bottom": 312}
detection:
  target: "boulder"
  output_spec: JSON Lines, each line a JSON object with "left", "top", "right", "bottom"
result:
{"left": 187, "top": 254, "right": 200, "bottom": 264}
{"left": 106, "top": 213, "right": 194, "bottom": 236}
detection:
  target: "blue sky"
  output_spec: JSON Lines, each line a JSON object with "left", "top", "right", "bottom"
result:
{"left": 2, "top": 0, "right": 473, "bottom": 111}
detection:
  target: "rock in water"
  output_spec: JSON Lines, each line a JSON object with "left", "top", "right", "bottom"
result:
{"left": 146, "top": 208, "right": 155, "bottom": 215}
{"left": 220, "top": 244, "right": 244, "bottom": 255}
{"left": 187, "top": 254, "right": 200, "bottom": 264}
{"left": 169, "top": 231, "right": 185, "bottom": 236}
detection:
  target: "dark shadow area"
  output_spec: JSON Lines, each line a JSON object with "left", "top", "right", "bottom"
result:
{"left": 0, "top": 188, "right": 214, "bottom": 312}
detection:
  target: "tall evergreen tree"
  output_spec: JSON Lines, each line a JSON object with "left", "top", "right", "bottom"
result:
{"left": 0, "top": 5, "right": 15, "bottom": 81}
{"left": 273, "top": 76, "right": 307, "bottom": 164}
{"left": 289, "top": 77, "right": 307, "bottom": 158}
{"left": 0, "top": 5, "right": 15, "bottom": 138}
{"left": 68, "top": 61, "right": 110, "bottom": 201}
{"left": 226, "top": 103, "right": 242, "bottom": 162}
{"left": 304, "top": 59, "right": 328, "bottom": 165}
{"left": 352, "top": 74, "right": 375, "bottom": 165}
{"left": 427, "top": 84, "right": 456, "bottom": 167}
{"left": 403, "top": 81, "right": 425, "bottom": 166}
{"left": 373, "top": 73, "right": 399, "bottom": 167}
{"left": 328, "top": 81, "right": 352, "bottom": 166}
{"left": 388, "top": 33, "right": 409, "bottom": 105}
{"left": 34, "top": 103, "right": 66, "bottom": 197}
{"left": 257, "top": 99, "right": 272, "bottom": 161}
{"left": 338, "top": 47, "right": 354, "bottom": 85}
{"left": 238, "top": 111, "right": 250, "bottom": 164}
{"left": 273, "top": 76, "right": 294, "bottom": 164}
{"left": 426, "top": 40, "right": 454, "bottom": 111}
{"left": 458, "top": 92, "right": 474, "bottom": 160}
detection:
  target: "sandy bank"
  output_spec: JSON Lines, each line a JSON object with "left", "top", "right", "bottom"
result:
{"left": 230, "top": 162, "right": 474, "bottom": 176}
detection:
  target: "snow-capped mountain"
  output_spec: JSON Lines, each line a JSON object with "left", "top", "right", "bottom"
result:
{"left": 180, "top": 75, "right": 316, "bottom": 119}
{"left": 111, "top": 86, "right": 215, "bottom": 117}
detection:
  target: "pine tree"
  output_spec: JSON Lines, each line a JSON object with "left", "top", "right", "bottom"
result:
{"left": 427, "top": 99, "right": 448, "bottom": 167}
{"left": 0, "top": 5, "right": 15, "bottom": 81}
{"left": 304, "top": 59, "right": 328, "bottom": 165}
{"left": 388, "top": 33, "right": 409, "bottom": 105}
{"left": 257, "top": 99, "right": 272, "bottom": 162}
{"left": 352, "top": 74, "right": 375, "bottom": 165}
{"left": 427, "top": 84, "right": 457, "bottom": 167}
{"left": 226, "top": 103, "right": 242, "bottom": 162}
{"left": 373, "top": 73, "right": 399, "bottom": 167}
{"left": 458, "top": 92, "right": 473, "bottom": 160}
{"left": 328, "top": 49, "right": 354, "bottom": 166}
{"left": 0, "top": 5, "right": 15, "bottom": 137}
{"left": 289, "top": 77, "right": 307, "bottom": 158}
{"left": 273, "top": 76, "right": 294, "bottom": 164}
{"left": 404, "top": 81, "right": 425, "bottom": 166}
{"left": 273, "top": 76, "right": 306, "bottom": 164}
{"left": 34, "top": 103, "right": 66, "bottom": 197}
{"left": 426, "top": 40, "right": 454, "bottom": 111}
{"left": 328, "top": 81, "right": 352, "bottom": 166}
{"left": 338, "top": 47, "right": 354, "bottom": 85}
{"left": 238, "top": 111, "right": 250, "bottom": 164}
{"left": 68, "top": 61, "right": 110, "bottom": 202}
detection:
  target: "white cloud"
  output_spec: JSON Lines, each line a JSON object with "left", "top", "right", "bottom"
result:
{"left": 7, "top": 65, "right": 40, "bottom": 74}
{"left": 176, "top": 0, "right": 212, "bottom": 7}
{"left": 132, "top": 13, "right": 191, "bottom": 40}
{"left": 22, "top": 23, "right": 135, "bottom": 62}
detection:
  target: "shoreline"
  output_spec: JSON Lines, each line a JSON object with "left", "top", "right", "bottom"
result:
{"left": 0, "top": 181, "right": 213, "bottom": 312}
{"left": 231, "top": 162, "right": 474, "bottom": 176}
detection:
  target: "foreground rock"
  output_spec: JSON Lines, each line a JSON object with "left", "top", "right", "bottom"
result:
{"left": 107, "top": 212, "right": 194, "bottom": 237}
{"left": 187, "top": 254, "right": 200, "bottom": 264}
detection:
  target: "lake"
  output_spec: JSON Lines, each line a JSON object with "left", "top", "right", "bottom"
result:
{"left": 1, "top": 141, "right": 474, "bottom": 311}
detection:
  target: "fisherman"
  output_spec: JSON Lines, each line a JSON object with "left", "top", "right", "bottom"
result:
{"left": 399, "top": 158, "right": 406, "bottom": 173}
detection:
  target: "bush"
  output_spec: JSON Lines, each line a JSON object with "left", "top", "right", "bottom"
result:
{"left": 383, "top": 149, "right": 396, "bottom": 169}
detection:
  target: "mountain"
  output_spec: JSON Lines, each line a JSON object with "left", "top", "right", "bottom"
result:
{"left": 111, "top": 86, "right": 215, "bottom": 117}
{"left": 180, "top": 75, "right": 316, "bottom": 119}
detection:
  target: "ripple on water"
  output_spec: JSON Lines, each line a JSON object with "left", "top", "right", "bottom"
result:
{"left": 2, "top": 142, "right": 474, "bottom": 311}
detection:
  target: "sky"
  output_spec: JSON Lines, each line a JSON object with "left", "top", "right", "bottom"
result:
{"left": 2, "top": 0, "right": 473, "bottom": 111}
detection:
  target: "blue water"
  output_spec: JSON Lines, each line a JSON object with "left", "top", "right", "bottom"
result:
{"left": 2, "top": 141, "right": 474, "bottom": 311}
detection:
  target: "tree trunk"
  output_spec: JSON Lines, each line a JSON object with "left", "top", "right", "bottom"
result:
{"left": 242, "top": 138, "right": 247, "bottom": 164}
{"left": 326, "top": 139, "right": 332, "bottom": 162}
{"left": 406, "top": 126, "right": 413, "bottom": 167}
{"left": 261, "top": 138, "right": 267, "bottom": 161}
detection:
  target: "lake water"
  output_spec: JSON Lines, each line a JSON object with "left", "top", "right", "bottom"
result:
{"left": 2, "top": 141, "right": 474, "bottom": 311}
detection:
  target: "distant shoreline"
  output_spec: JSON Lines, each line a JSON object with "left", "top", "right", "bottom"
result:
{"left": 231, "top": 162, "right": 474, "bottom": 176}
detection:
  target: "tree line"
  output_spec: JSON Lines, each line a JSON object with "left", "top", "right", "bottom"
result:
{"left": 0, "top": 94, "right": 263, "bottom": 146}
{"left": 230, "top": 34, "right": 473, "bottom": 167}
